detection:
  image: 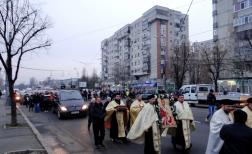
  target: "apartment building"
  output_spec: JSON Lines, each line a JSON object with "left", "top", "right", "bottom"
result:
{"left": 101, "top": 6, "right": 189, "bottom": 85}
{"left": 213, "top": 0, "right": 252, "bottom": 93}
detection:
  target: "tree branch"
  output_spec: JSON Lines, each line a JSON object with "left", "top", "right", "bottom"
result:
{"left": 0, "top": 53, "right": 7, "bottom": 71}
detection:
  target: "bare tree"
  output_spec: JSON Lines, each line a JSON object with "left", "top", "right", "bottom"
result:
{"left": 202, "top": 45, "right": 228, "bottom": 92}
{"left": 113, "top": 62, "right": 128, "bottom": 84}
{"left": 29, "top": 77, "right": 37, "bottom": 88}
{"left": 188, "top": 44, "right": 212, "bottom": 84}
{"left": 233, "top": 46, "right": 252, "bottom": 92}
{"left": 89, "top": 68, "right": 99, "bottom": 88}
{"left": 0, "top": 0, "right": 51, "bottom": 126}
{"left": 188, "top": 58, "right": 211, "bottom": 84}
{"left": 171, "top": 43, "right": 190, "bottom": 90}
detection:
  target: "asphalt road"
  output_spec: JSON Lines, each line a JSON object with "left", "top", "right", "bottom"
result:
{"left": 21, "top": 105, "right": 210, "bottom": 154}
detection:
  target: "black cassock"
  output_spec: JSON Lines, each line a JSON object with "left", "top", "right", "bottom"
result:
{"left": 144, "top": 127, "right": 157, "bottom": 154}
{"left": 110, "top": 111, "right": 119, "bottom": 140}
{"left": 171, "top": 120, "right": 185, "bottom": 148}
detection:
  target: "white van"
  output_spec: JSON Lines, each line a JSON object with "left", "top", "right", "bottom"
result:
{"left": 179, "top": 84, "right": 214, "bottom": 105}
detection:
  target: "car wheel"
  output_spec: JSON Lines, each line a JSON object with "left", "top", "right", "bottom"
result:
{"left": 80, "top": 113, "right": 87, "bottom": 118}
{"left": 57, "top": 110, "right": 62, "bottom": 120}
{"left": 190, "top": 103, "right": 195, "bottom": 107}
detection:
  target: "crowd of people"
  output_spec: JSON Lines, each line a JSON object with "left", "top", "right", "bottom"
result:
{"left": 88, "top": 89, "right": 252, "bottom": 154}
{"left": 80, "top": 88, "right": 163, "bottom": 101}
{"left": 21, "top": 91, "right": 57, "bottom": 113}
{"left": 88, "top": 92, "right": 196, "bottom": 154}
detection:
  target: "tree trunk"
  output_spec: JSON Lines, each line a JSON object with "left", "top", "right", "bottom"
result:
{"left": 7, "top": 56, "right": 17, "bottom": 126}
{"left": 214, "top": 80, "right": 218, "bottom": 92}
{"left": 9, "top": 80, "right": 17, "bottom": 126}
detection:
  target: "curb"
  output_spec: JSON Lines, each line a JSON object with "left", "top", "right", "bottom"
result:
{"left": 17, "top": 106, "right": 54, "bottom": 154}
{"left": 4, "top": 149, "right": 47, "bottom": 154}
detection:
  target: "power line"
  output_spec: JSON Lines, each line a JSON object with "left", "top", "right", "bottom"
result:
{"left": 190, "top": 29, "right": 213, "bottom": 37}
{"left": 173, "top": 0, "right": 208, "bottom": 10}
{"left": 52, "top": 0, "right": 208, "bottom": 44}
{"left": 182, "top": 0, "right": 195, "bottom": 25}
{"left": 12, "top": 65, "right": 64, "bottom": 72}
{"left": 54, "top": 23, "right": 127, "bottom": 44}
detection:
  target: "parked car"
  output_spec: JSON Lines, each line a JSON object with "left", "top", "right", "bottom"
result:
{"left": 52, "top": 90, "right": 88, "bottom": 119}
{"left": 179, "top": 84, "right": 251, "bottom": 107}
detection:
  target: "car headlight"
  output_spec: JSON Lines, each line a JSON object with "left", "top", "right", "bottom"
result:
{"left": 15, "top": 96, "right": 21, "bottom": 101}
{"left": 82, "top": 104, "right": 88, "bottom": 110}
{"left": 60, "top": 106, "right": 68, "bottom": 112}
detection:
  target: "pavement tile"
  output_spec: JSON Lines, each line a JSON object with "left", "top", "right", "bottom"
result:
{"left": 0, "top": 98, "right": 45, "bottom": 154}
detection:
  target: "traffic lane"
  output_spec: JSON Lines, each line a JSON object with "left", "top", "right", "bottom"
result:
{"left": 21, "top": 106, "right": 94, "bottom": 154}
{"left": 21, "top": 106, "right": 209, "bottom": 154}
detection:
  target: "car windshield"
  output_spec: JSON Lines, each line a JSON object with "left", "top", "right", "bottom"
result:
{"left": 60, "top": 91, "right": 83, "bottom": 101}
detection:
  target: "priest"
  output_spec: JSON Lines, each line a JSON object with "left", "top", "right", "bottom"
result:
{"left": 127, "top": 94, "right": 161, "bottom": 154}
{"left": 172, "top": 94, "right": 195, "bottom": 151}
{"left": 205, "top": 99, "right": 235, "bottom": 154}
{"left": 105, "top": 93, "right": 129, "bottom": 143}
{"left": 130, "top": 94, "right": 145, "bottom": 127}
{"left": 242, "top": 97, "right": 252, "bottom": 128}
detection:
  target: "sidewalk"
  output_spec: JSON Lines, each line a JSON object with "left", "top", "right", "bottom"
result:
{"left": 0, "top": 97, "right": 46, "bottom": 154}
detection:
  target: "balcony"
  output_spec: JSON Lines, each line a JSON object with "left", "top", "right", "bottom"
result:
{"left": 212, "top": 10, "right": 218, "bottom": 16}
{"left": 142, "top": 66, "right": 149, "bottom": 72}
{"left": 233, "top": 14, "right": 252, "bottom": 29}
{"left": 142, "top": 50, "right": 148, "bottom": 55}
{"left": 234, "top": 0, "right": 252, "bottom": 12}
{"left": 143, "top": 56, "right": 149, "bottom": 63}
{"left": 161, "top": 60, "right": 165, "bottom": 65}
{"left": 213, "top": 22, "right": 218, "bottom": 28}
{"left": 236, "top": 29, "right": 252, "bottom": 40}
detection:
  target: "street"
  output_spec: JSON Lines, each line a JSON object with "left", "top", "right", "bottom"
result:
{"left": 20, "top": 105, "right": 210, "bottom": 154}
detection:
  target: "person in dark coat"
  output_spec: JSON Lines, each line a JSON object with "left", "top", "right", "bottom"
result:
{"left": 220, "top": 109, "right": 252, "bottom": 154}
{"left": 205, "top": 89, "right": 216, "bottom": 122}
{"left": 90, "top": 96, "right": 105, "bottom": 149}
{"left": 88, "top": 98, "right": 96, "bottom": 131}
{"left": 28, "top": 95, "right": 34, "bottom": 112}
{"left": 103, "top": 97, "right": 111, "bottom": 112}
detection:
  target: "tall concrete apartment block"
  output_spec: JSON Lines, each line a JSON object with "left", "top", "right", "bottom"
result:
{"left": 101, "top": 6, "right": 189, "bottom": 83}
{"left": 212, "top": 0, "right": 252, "bottom": 68}
{"left": 212, "top": 0, "right": 252, "bottom": 93}
{"left": 213, "top": 0, "right": 252, "bottom": 43}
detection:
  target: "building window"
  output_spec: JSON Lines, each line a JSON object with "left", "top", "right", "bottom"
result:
{"left": 234, "top": 0, "right": 251, "bottom": 11}
{"left": 212, "top": 3, "right": 217, "bottom": 11}
{"left": 245, "top": 16, "right": 249, "bottom": 23}
{"left": 233, "top": 14, "right": 252, "bottom": 27}
{"left": 213, "top": 22, "right": 218, "bottom": 28}
{"left": 212, "top": 10, "right": 217, "bottom": 16}
{"left": 213, "top": 29, "right": 217, "bottom": 36}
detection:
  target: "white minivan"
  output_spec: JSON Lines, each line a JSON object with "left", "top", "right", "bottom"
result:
{"left": 179, "top": 84, "right": 214, "bottom": 105}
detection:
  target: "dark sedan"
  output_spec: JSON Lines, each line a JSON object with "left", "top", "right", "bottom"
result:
{"left": 53, "top": 90, "right": 88, "bottom": 119}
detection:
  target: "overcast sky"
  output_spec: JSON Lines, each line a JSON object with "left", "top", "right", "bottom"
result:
{"left": 5, "top": 0, "right": 212, "bottom": 84}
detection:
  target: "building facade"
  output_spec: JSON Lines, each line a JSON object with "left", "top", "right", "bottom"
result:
{"left": 101, "top": 6, "right": 189, "bottom": 86}
{"left": 213, "top": 0, "right": 252, "bottom": 93}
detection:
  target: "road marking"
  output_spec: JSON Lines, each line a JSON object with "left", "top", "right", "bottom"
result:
{"left": 194, "top": 120, "right": 201, "bottom": 124}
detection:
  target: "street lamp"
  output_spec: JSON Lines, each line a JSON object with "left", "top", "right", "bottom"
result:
{"left": 73, "top": 67, "right": 79, "bottom": 79}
